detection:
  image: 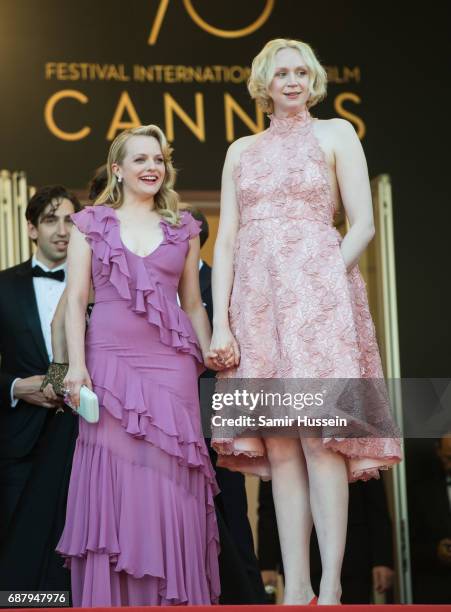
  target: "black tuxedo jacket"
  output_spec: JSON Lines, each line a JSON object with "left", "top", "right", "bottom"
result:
{"left": 0, "top": 259, "right": 77, "bottom": 590}
{"left": 0, "top": 259, "right": 53, "bottom": 458}
{"left": 199, "top": 261, "right": 213, "bottom": 328}
{"left": 407, "top": 465, "right": 451, "bottom": 603}
{"left": 408, "top": 466, "right": 451, "bottom": 571}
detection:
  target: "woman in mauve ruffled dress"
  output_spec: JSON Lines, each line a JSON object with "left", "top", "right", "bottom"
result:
{"left": 57, "top": 125, "right": 221, "bottom": 606}
{"left": 210, "top": 39, "right": 402, "bottom": 605}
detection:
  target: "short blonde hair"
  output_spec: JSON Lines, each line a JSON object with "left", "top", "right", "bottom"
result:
{"left": 95, "top": 124, "right": 180, "bottom": 224}
{"left": 248, "top": 38, "right": 327, "bottom": 114}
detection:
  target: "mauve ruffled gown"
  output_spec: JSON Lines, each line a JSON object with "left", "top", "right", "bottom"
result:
{"left": 212, "top": 108, "right": 402, "bottom": 482}
{"left": 57, "top": 206, "right": 220, "bottom": 606}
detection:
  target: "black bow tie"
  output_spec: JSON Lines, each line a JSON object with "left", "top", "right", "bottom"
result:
{"left": 32, "top": 265, "right": 65, "bottom": 282}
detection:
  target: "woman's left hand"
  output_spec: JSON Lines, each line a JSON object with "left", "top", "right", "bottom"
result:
{"left": 63, "top": 365, "right": 92, "bottom": 409}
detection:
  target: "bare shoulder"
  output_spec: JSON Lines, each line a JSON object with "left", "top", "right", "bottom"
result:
{"left": 314, "top": 118, "right": 360, "bottom": 159}
{"left": 314, "top": 117, "right": 355, "bottom": 138}
{"left": 227, "top": 131, "right": 267, "bottom": 164}
{"left": 69, "top": 223, "right": 91, "bottom": 249}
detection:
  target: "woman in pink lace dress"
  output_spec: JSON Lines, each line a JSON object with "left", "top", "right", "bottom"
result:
{"left": 210, "top": 39, "right": 402, "bottom": 605}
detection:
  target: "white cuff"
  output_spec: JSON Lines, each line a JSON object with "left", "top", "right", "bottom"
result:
{"left": 10, "top": 378, "right": 21, "bottom": 407}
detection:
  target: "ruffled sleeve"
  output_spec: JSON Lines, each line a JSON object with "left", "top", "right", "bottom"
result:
{"left": 72, "top": 205, "right": 204, "bottom": 365}
{"left": 70, "top": 205, "right": 97, "bottom": 235}
{"left": 183, "top": 211, "right": 202, "bottom": 239}
{"left": 160, "top": 211, "right": 202, "bottom": 244}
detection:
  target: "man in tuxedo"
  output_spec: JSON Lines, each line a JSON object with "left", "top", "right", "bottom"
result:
{"left": 192, "top": 209, "right": 266, "bottom": 604}
{"left": 0, "top": 185, "right": 81, "bottom": 590}
{"left": 196, "top": 214, "right": 213, "bottom": 324}
{"left": 408, "top": 434, "right": 451, "bottom": 603}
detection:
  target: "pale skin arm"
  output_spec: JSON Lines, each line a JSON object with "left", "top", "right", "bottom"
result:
{"left": 43, "top": 284, "right": 96, "bottom": 399}
{"left": 50, "top": 284, "right": 95, "bottom": 364}
{"left": 209, "top": 141, "right": 241, "bottom": 366}
{"left": 41, "top": 289, "right": 69, "bottom": 401}
{"left": 178, "top": 235, "right": 222, "bottom": 370}
{"left": 51, "top": 289, "right": 69, "bottom": 363}
{"left": 63, "top": 226, "right": 93, "bottom": 408}
{"left": 333, "top": 119, "right": 376, "bottom": 270}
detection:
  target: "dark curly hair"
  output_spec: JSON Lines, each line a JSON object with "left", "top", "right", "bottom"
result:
{"left": 190, "top": 208, "right": 209, "bottom": 248}
{"left": 88, "top": 165, "right": 108, "bottom": 202}
{"left": 26, "top": 185, "right": 81, "bottom": 228}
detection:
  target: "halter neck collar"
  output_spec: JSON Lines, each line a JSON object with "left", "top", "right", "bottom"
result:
{"left": 269, "top": 107, "right": 312, "bottom": 134}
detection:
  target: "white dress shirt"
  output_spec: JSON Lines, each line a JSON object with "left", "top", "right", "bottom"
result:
{"left": 10, "top": 255, "right": 67, "bottom": 406}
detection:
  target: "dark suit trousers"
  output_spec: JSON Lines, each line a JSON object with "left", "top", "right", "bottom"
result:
{"left": 0, "top": 409, "right": 77, "bottom": 591}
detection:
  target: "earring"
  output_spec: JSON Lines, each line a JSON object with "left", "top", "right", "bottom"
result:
{"left": 117, "top": 176, "right": 122, "bottom": 183}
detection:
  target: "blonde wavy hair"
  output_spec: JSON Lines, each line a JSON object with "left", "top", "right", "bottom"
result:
{"left": 95, "top": 124, "right": 180, "bottom": 224}
{"left": 248, "top": 38, "right": 327, "bottom": 114}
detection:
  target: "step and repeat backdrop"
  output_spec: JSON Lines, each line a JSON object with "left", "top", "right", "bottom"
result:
{"left": 0, "top": 0, "right": 449, "bottom": 377}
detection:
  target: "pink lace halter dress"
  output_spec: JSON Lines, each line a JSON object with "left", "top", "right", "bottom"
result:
{"left": 211, "top": 108, "right": 402, "bottom": 482}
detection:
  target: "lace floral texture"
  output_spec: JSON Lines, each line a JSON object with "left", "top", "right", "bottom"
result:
{"left": 212, "top": 109, "right": 402, "bottom": 482}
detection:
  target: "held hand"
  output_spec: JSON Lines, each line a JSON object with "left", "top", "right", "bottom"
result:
{"left": 261, "top": 570, "right": 278, "bottom": 602}
{"left": 63, "top": 367, "right": 92, "bottom": 410}
{"left": 42, "top": 382, "right": 59, "bottom": 401}
{"left": 372, "top": 566, "right": 394, "bottom": 593}
{"left": 210, "top": 325, "right": 240, "bottom": 369}
{"left": 204, "top": 351, "right": 227, "bottom": 371}
{"left": 14, "top": 375, "right": 62, "bottom": 409}
{"left": 261, "top": 569, "right": 278, "bottom": 588}
{"left": 437, "top": 538, "right": 451, "bottom": 565}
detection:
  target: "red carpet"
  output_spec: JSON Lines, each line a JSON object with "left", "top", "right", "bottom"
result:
{"left": 8, "top": 606, "right": 451, "bottom": 611}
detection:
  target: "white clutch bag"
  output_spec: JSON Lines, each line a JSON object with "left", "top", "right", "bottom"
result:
{"left": 77, "top": 385, "right": 99, "bottom": 423}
